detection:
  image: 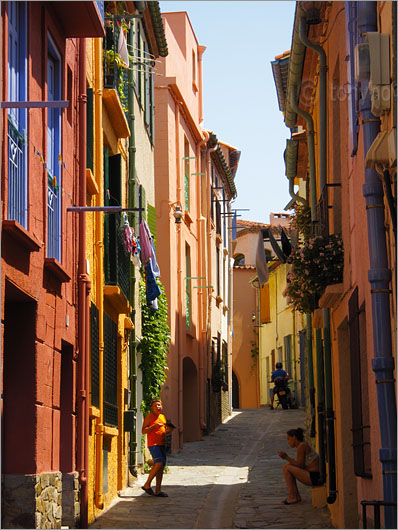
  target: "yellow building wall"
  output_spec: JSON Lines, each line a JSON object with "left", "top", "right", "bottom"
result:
{"left": 85, "top": 38, "right": 131, "bottom": 526}
{"left": 259, "top": 263, "right": 304, "bottom": 406}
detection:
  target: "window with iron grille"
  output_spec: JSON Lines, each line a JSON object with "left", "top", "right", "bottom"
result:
{"left": 103, "top": 152, "right": 130, "bottom": 300}
{"left": 90, "top": 303, "right": 100, "bottom": 408}
{"left": 7, "top": 1, "right": 27, "bottom": 227}
{"left": 47, "top": 34, "right": 62, "bottom": 261}
{"left": 349, "top": 287, "right": 372, "bottom": 477}
{"left": 103, "top": 312, "right": 118, "bottom": 427}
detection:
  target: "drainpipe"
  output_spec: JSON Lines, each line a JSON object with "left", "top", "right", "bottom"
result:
{"left": 127, "top": 22, "right": 138, "bottom": 480}
{"left": 94, "top": 38, "right": 105, "bottom": 509}
{"left": 289, "top": 87, "right": 317, "bottom": 222}
{"left": 175, "top": 101, "right": 184, "bottom": 448}
{"left": 197, "top": 129, "right": 209, "bottom": 432}
{"left": 77, "top": 37, "right": 89, "bottom": 529}
{"left": 284, "top": 138, "right": 309, "bottom": 207}
{"left": 298, "top": 16, "right": 327, "bottom": 192}
{"left": 305, "top": 315, "right": 316, "bottom": 437}
{"left": 358, "top": 3, "right": 397, "bottom": 528}
{"left": 315, "top": 328, "right": 326, "bottom": 483}
{"left": 298, "top": 11, "right": 337, "bottom": 504}
{"left": 323, "top": 308, "right": 336, "bottom": 503}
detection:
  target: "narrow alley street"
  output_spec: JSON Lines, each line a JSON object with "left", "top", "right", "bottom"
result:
{"left": 89, "top": 408, "right": 334, "bottom": 529}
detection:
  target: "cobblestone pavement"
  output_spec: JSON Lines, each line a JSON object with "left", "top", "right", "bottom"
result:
{"left": 89, "top": 408, "right": 334, "bottom": 529}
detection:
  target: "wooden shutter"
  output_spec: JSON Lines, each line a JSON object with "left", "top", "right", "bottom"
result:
{"left": 103, "top": 312, "right": 118, "bottom": 427}
{"left": 260, "top": 283, "right": 271, "bottom": 323}
{"left": 348, "top": 287, "right": 371, "bottom": 477}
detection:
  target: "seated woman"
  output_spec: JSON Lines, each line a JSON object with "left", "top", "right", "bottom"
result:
{"left": 278, "top": 427, "right": 324, "bottom": 505}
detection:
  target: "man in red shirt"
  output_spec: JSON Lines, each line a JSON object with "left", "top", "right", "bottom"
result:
{"left": 141, "top": 399, "right": 175, "bottom": 497}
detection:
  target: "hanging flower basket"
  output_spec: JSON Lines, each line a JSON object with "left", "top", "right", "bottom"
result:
{"left": 282, "top": 234, "right": 344, "bottom": 313}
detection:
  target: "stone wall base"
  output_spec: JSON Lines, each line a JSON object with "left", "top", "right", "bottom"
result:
{"left": 1, "top": 471, "right": 80, "bottom": 529}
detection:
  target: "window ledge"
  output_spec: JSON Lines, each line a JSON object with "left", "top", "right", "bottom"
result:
{"left": 104, "top": 425, "right": 118, "bottom": 437}
{"left": 184, "top": 210, "right": 194, "bottom": 227}
{"left": 192, "top": 80, "right": 199, "bottom": 93}
{"left": 104, "top": 285, "right": 132, "bottom": 314}
{"left": 215, "top": 295, "right": 223, "bottom": 307}
{"left": 44, "top": 258, "right": 71, "bottom": 283}
{"left": 89, "top": 406, "right": 100, "bottom": 418}
{"left": 223, "top": 305, "right": 228, "bottom": 314}
{"left": 223, "top": 247, "right": 229, "bottom": 257}
{"left": 319, "top": 283, "right": 344, "bottom": 308}
{"left": 216, "top": 234, "right": 222, "bottom": 245}
{"left": 86, "top": 168, "right": 99, "bottom": 196}
{"left": 103, "top": 89, "right": 130, "bottom": 139}
{"left": 2, "top": 220, "right": 42, "bottom": 252}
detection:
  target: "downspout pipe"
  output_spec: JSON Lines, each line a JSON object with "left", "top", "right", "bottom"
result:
{"left": 315, "top": 328, "right": 326, "bottom": 483}
{"left": 284, "top": 138, "right": 309, "bottom": 207}
{"left": 323, "top": 308, "right": 337, "bottom": 503}
{"left": 94, "top": 38, "right": 105, "bottom": 510}
{"left": 358, "top": 3, "right": 397, "bottom": 528}
{"left": 289, "top": 86, "right": 317, "bottom": 222}
{"left": 77, "top": 37, "right": 89, "bottom": 529}
{"left": 127, "top": 22, "right": 138, "bottom": 480}
{"left": 197, "top": 129, "right": 209, "bottom": 432}
{"left": 298, "top": 15, "right": 327, "bottom": 192}
{"left": 306, "top": 314, "right": 316, "bottom": 438}
{"left": 298, "top": 13, "right": 337, "bottom": 504}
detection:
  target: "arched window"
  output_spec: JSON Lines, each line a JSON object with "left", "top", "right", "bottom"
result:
{"left": 234, "top": 254, "right": 245, "bottom": 266}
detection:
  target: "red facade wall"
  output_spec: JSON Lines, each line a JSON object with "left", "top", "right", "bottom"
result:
{"left": 1, "top": 2, "right": 80, "bottom": 475}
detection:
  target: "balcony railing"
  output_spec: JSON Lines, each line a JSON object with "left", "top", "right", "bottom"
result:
{"left": 105, "top": 214, "right": 130, "bottom": 301}
{"left": 7, "top": 118, "right": 26, "bottom": 227}
{"left": 103, "top": 18, "right": 129, "bottom": 111}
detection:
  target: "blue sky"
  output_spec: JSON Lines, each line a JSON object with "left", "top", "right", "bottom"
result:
{"left": 159, "top": 0, "right": 296, "bottom": 224}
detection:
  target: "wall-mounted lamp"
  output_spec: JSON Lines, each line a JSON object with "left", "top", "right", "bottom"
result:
{"left": 173, "top": 204, "right": 183, "bottom": 224}
{"left": 252, "top": 312, "right": 256, "bottom": 322}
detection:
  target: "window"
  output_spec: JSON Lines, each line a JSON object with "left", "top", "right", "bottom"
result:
{"left": 234, "top": 254, "right": 245, "bottom": 266}
{"left": 260, "top": 283, "right": 271, "bottom": 323}
{"left": 348, "top": 287, "right": 372, "bottom": 477}
{"left": 103, "top": 312, "right": 118, "bottom": 427}
{"left": 192, "top": 50, "right": 196, "bottom": 84}
{"left": 90, "top": 303, "right": 100, "bottom": 408}
{"left": 47, "top": 34, "right": 62, "bottom": 261}
{"left": 7, "top": 1, "right": 27, "bottom": 227}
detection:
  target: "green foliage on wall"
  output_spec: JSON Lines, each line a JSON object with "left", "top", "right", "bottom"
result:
{"left": 138, "top": 277, "right": 170, "bottom": 414}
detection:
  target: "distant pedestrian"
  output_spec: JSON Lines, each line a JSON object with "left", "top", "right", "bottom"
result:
{"left": 278, "top": 427, "right": 324, "bottom": 504}
{"left": 141, "top": 398, "right": 175, "bottom": 497}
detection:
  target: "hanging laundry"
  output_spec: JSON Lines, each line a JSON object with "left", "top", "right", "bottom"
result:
{"left": 145, "top": 260, "right": 161, "bottom": 307}
{"left": 118, "top": 29, "right": 129, "bottom": 68}
{"left": 139, "top": 219, "right": 153, "bottom": 265}
{"left": 122, "top": 213, "right": 135, "bottom": 253}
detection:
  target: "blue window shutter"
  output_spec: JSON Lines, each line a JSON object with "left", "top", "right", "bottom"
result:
{"left": 47, "top": 36, "right": 62, "bottom": 260}
{"left": 7, "top": 1, "right": 27, "bottom": 227}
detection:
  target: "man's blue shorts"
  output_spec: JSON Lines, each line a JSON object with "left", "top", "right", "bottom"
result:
{"left": 149, "top": 445, "right": 167, "bottom": 465}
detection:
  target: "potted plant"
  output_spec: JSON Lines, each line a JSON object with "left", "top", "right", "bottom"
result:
{"left": 282, "top": 234, "right": 344, "bottom": 313}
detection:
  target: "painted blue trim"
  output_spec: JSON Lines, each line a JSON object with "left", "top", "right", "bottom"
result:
{"left": 357, "top": 3, "right": 397, "bottom": 528}
{"left": 345, "top": 1, "right": 359, "bottom": 157}
{"left": 47, "top": 33, "right": 62, "bottom": 262}
{"left": 7, "top": 1, "right": 28, "bottom": 227}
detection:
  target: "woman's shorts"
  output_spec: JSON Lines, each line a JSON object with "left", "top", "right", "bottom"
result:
{"left": 309, "top": 471, "right": 325, "bottom": 486}
{"left": 149, "top": 445, "right": 167, "bottom": 465}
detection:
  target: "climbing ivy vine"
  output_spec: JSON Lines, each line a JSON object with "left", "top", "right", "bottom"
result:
{"left": 138, "top": 277, "right": 170, "bottom": 415}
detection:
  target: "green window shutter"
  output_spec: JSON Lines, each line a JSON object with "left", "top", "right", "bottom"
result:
{"left": 147, "top": 203, "right": 156, "bottom": 244}
{"left": 103, "top": 312, "right": 118, "bottom": 427}
{"left": 87, "top": 87, "right": 94, "bottom": 171}
{"left": 90, "top": 303, "right": 100, "bottom": 408}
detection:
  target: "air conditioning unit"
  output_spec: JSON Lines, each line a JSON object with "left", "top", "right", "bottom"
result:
{"left": 354, "top": 32, "right": 391, "bottom": 116}
{"left": 365, "top": 128, "right": 397, "bottom": 172}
